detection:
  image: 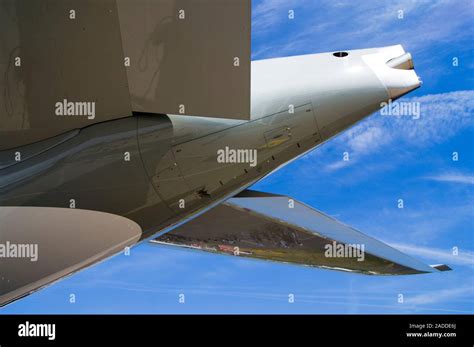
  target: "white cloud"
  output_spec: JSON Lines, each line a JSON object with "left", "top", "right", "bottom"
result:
{"left": 392, "top": 91, "right": 474, "bottom": 145}
{"left": 425, "top": 173, "right": 474, "bottom": 185}
{"left": 324, "top": 159, "right": 352, "bottom": 172}
{"left": 321, "top": 90, "right": 474, "bottom": 171}
{"left": 252, "top": 0, "right": 311, "bottom": 36}
{"left": 346, "top": 126, "right": 392, "bottom": 154}
{"left": 252, "top": 0, "right": 473, "bottom": 59}
{"left": 405, "top": 286, "right": 473, "bottom": 305}
{"left": 322, "top": 127, "right": 389, "bottom": 171}
{"left": 388, "top": 242, "right": 474, "bottom": 267}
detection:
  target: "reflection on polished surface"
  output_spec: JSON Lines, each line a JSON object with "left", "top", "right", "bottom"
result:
{"left": 154, "top": 191, "right": 438, "bottom": 275}
{"left": 0, "top": 42, "right": 434, "bottom": 307}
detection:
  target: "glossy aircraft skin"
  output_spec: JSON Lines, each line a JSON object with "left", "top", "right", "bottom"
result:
{"left": 0, "top": 45, "right": 420, "bottom": 238}
{"left": 0, "top": 45, "right": 421, "bottom": 305}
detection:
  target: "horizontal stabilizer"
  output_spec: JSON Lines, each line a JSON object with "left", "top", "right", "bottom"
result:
{"left": 0, "top": 207, "right": 142, "bottom": 306}
{"left": 152, "top": 190, "right": 450, "bottom": 275}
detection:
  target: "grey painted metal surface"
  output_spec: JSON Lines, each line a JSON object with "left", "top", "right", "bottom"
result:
{"left": 0, "top": 207, "right": 142, "bottom": 307}
{"left": 0, "top": 45, "right": 428, "bottom": 306}
{"left": 0, "top": 0, "right": 251, "bottom": 151}
{"left": 117, "top": 0, "right": 251, "bottom": 119}
{"left": 0, "top": 116, "right": 175, "bottom": 234}
{"left": 0, "top": 0, "right": 132, "bottom": 150}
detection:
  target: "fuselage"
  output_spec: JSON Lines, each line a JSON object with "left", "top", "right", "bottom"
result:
{"left": 0, "top": 45, "right": 420, "bottom": 242}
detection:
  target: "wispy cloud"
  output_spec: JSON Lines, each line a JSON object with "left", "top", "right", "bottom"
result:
{"left": 395, "top": 91, "right": 474, "bottom": 144}
{"left": 324, "top": 159, "right": 352, "bottom": 172}
{"left": 320, "top": 125, "right": 392, "bottom": 172}
{"left": 252, "top": 0, "right": 474, "bottom": 59}
{"left": 252, "top": 0, "right": 311, "bottom": 36}
{"left": 320, "top": 90, "right": 474, "bottom": 171}
{"left": 360, "top": 90, "right": 473, "bottom": 147}
{"left": 404, "top": 286, "right": 474, "bottom": 305}
{"left": 425, "top": 173, "right": 474, "bottom": 185}
{"left": 388, "top": 242, "right": 474, "bottom": 267}
{"left": 346, "top": 126, "right": 392, "bottom": 153}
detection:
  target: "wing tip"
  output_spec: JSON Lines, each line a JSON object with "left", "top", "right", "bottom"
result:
{"left": 430, "top": 264, "right": 452, "bottom": 272}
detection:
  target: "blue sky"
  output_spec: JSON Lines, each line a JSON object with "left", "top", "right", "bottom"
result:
{"left": 3, "top": 0, "right": 473, "bottom": 314}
